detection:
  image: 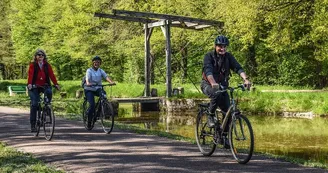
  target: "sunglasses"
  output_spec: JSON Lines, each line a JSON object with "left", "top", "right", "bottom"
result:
{"left": 37, "top": 54, "right": 44, "bottom": 57}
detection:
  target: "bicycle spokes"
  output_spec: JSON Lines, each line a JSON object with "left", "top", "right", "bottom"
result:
{"left": 33, "top": 110, "right": 42, "bottom": 137}
{"left": 229, "top": 114, "right": 254, "bottom": 164}
{"left": 100, "top": 101, "right": 114, "bottom": 134}
{"left": 195, "top": 111, "right": 216, "bottom": 156}
{"left": 233, "top": 116, "right": 246, "bottom": 140}
{"left": 43, "top": 107, "right": 55, "bottom": 141}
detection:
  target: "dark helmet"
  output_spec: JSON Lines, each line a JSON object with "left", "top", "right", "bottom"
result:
{"left": 214, "top": 35, "right": 229, "bottom": 46}
{"left": 92, "top": 55, "right": 102, "bottom": 62}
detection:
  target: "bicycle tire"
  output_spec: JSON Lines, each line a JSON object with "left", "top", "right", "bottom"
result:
{"left": 33, "top": 109, "right": 42, "bottom": 137}
{"left": 43, "top": 105, "right": 55, "bottom": 141}
{"left": 82, "top": 100, "right": 94, "bottom": 130}
{"left": 100, "top": 100, "right": 114, "bottom": 134}
{"left": 229, "top": 114, "right": 254, "bottom": 164}
{"left": 195, "top": 110, "right": 216, "bottom": 156}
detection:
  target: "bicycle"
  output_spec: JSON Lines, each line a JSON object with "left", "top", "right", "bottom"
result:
{"left": 31, "top": 85, "right": 56, "bottom": 141}
{"left": 195, "top": 84, "right": 254, "bottom": 164}
{"left": 82, "top": 84, "right": 115, "bottom": 134}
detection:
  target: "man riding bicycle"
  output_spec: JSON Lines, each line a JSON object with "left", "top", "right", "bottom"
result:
{"left": 84, "top": 56, "right": 115, "bottom": 129}
{"left": 201, "top": 35, "right": 251, "bottom": 146}
{"left": 27, "top": 49, "right": 60, "bottom": 132}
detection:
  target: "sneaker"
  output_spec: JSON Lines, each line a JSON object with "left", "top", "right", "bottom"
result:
{"left": 207, "top": 115, "right": 215, "bottom": 128}
{"left": 222, "top": 136, "right": 230, "bottom": 149}
{"left": 86, "top": 121, "right": 94, "bottom": 130}
{"left": 30, "top": 124, "right": 37, "bottom": 132}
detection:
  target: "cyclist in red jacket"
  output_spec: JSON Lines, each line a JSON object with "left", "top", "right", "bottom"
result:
{"left": 27, "top": 49, "right": 60, "bottom": 132}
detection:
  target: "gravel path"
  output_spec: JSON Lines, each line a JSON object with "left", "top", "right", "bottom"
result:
{"left": 0, "top": 106, "right": 326, "bottom": 173}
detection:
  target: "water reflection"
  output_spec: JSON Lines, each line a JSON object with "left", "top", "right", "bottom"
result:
{"left": 116, "top": 104, "right": 328, "bottom": 165}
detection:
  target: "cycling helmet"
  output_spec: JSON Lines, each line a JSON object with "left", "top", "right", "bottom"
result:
{"left": 214, "top": 35, "right": 229, "bottom": 46}
{"left": 92, "top": 55, "right": 102, "bottom": 62}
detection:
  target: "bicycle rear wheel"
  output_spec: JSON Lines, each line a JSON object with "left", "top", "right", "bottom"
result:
{"left": 33, "top": 109, "right": 42, "bottom": 137}
{"left": 195, "top": 110, "right": 216, "bottom": 156}
{"left": 100, "top": 100, "right": 114, "bottom": 134}
{"left": 43, "top": 105, "right": 55, "bottom": 141}
{"left": 229, "top": 114, "right": 254, "bottom": 164}
{"left": 82, "top": 100, "right": 94, "bottom": 130}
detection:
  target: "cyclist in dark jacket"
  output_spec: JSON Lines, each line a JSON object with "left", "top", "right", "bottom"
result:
{"left": 201, "top": 35, "right": 251, "bottom": 129}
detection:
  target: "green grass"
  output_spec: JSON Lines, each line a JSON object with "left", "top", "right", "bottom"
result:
{"left": 0, "top": 142, "right": 63, "bottom": 173}
{"left": 2, "top": 79, "right": 328, "bottom": 116}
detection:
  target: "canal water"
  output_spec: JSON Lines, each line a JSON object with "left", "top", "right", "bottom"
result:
{"left": 116, "top": 103, "right": 328, "bottom": 165}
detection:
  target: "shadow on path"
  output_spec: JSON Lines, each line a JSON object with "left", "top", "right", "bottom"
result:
{"left": 0, "top": 106, "right": 326, "bottom": 173}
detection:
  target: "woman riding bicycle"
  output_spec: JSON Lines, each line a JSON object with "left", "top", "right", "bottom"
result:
{"left": 27, "top": 49, "right": 60, "bottom": 132}
{"left": 201, "top": 35, "right": 251, "bottom": 146}
{"left": 84, "top": 56, "right": 115, "bottom": 129}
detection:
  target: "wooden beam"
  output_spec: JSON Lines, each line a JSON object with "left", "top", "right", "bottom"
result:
{"left": 94, "top": 12, "right": 156, "bottom": 23}
{"left": 146, "top": 20, "right": 166, "bottom": 28}
{"left": 113, "top": 9, "right": 224, "bottom": 27}
{"left": 96, "top": 12, "right": 215, "bottom": 30}
{"left": 147, "top": 20, "right": 207, "bottom": 30}
{"left": 161, "top": 21, "right": 172, "bottom": 98}
{"left": 144, "top": 23, "right": 151, "bottom": 97}
{"left": 195, "top": 25, "right": 212, "bottom": 30}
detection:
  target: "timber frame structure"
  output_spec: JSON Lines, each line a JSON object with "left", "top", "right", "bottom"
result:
{"left": 95, "top": 9, "right": 224, "bottom": 97}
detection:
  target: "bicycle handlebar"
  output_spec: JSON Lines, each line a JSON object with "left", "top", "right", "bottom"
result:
{"left": 30, "top": 84, "right": 59, "bottom": 90}
{"left": 86, "top": 83, "right": 116, "bottom": 87}
{"left": 214, "top": 84, "right": 246, "bottom": 94}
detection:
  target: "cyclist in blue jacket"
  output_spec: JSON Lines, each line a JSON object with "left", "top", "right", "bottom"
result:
{"left": 84, "top": 56, "right": 115, "bottom": 128}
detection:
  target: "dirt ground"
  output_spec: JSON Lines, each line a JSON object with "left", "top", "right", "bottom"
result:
{"left": 0, "top": 106, "right": 327, "bottom": 173}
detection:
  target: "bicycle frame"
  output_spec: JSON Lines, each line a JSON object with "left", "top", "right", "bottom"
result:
{"left": 82, "top": 83, "right": 115, "bottom": 134}
{"left": 218, "top": 85, "right": 243, "bottom": 136}
{"left": 31, "top": 84, "right": 56, "bottom": 141}
{"left": 195, "top": 84, "right": 254, "bottom": 164}
{"left": 87, "top": 84, "right": 114, "bottom": 118}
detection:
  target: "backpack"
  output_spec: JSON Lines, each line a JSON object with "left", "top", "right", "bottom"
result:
{"left": 81, "top": 76, "right": 86, "bottom": 88}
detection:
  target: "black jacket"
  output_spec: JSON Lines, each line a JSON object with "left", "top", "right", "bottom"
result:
{"left": 202, "top": 50, "right": 244, "bottom": 87}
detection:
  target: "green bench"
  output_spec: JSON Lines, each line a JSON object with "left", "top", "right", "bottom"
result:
{"left": 8, "top": 85, "right": 28, "bottom": 96}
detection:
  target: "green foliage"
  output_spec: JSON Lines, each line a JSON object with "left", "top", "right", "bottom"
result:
{"left": 1, "top": 0, "right": 327, "bottom": 88}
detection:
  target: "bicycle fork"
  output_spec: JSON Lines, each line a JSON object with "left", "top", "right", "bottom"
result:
{"left": 232, "top": 115, "right": 246, "bottom": 140}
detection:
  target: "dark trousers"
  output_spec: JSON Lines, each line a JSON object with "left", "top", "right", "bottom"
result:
{"left": 29, "top": 88, "right": 52, "bottom": 124}
{"left": 84, "top": 89, "right": 101, "bottom": 122}
{"left": 200, "top": 80, "right": 230, "bottom": 113}
{"left": 201, "top": 80, "right": 230, "bottom": 133}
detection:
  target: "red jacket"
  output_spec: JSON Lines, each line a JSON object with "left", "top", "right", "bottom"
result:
{"left": 27, "top": 60, "right": 58, "bottom": 86}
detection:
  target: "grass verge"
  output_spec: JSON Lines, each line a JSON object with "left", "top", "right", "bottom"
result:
{"left": 0, "top": 142, "right": 64, "bottom": 173}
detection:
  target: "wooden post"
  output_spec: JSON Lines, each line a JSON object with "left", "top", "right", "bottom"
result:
{"left": 162, "top": 20, "right": 172, "bottom": 98}
{"left": 144, "top": 23, "right": 152, "bottom": 97}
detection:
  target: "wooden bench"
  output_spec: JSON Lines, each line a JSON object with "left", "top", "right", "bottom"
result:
{"left": 8, "top": 85, "right": 28, "bottom": 96}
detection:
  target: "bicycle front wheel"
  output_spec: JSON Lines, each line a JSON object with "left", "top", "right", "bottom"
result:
{"left": 229, "top": 114, "right": 254, "bottom": 164}
{"left": 195, "top": 110, "right": 216, "bottom": 156}
{"left": 100, "top": 100, "right": 114, "bottom": 134}
{"left": 82, "top": 100, "right": 94, "bottom": 130}
{"left": 33, "top": 109, "right": 42, "bottom": 137}
{"left": 43, "top": 105, "right": 55, "bottom": 141}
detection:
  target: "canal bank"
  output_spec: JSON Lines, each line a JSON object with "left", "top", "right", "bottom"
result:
{"left": 116, "top": 101, "right": 328, "bottom": 169}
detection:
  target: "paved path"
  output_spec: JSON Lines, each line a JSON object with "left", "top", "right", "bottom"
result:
{"left": 0, "top": 106, "right": 326, "bottom": 173}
